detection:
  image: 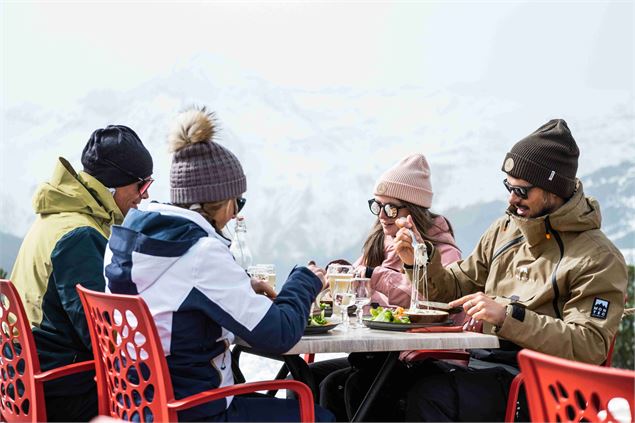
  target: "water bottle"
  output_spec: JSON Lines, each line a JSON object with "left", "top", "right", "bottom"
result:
{"left": 230, "top": 216, "right": 253, "bottom": 270}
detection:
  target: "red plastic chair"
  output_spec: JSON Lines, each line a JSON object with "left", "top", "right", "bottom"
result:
{"left": 76, "top": 285, "right": 315, "bottom": 422}
{"left": 518, "top": 348, "right": 634, "bottom": 422}
{"left": 0, "top": 280, "right": 94, "bottom": 422}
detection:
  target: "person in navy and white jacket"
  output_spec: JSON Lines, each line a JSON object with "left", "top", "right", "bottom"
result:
{"left": 104, "top": 106, "right": 335, "bottom": 422}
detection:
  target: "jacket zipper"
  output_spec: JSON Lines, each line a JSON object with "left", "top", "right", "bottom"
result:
{"left": 491, "top": 235, "right": 525, "bottom": 263}
{"left": 545, "top": 216, "right": 564, "bottom": 319}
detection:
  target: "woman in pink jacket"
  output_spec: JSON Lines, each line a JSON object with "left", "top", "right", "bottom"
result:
{"left": 354, "top": 153, "right": 461, "bottom": 308}
{"left": 311, "top": 154, "right": 462, "bottom": 421}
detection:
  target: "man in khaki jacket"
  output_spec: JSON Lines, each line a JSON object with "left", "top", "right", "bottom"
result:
{"left": 396, "top": 119, "right": 627, "bottom": 421}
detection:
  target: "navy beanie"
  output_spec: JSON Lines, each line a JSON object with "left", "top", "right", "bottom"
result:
{"left": 81, "top": 125, "right": 153, "bottom": 188}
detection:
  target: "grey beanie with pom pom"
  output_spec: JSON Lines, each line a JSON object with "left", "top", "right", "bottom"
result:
{"left": 169, "top": 107, "right": 246, "bottom": 204}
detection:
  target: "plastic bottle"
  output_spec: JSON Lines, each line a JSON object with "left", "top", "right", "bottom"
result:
{"left": 230, "top": 216, "right": 253, "bottom": 270}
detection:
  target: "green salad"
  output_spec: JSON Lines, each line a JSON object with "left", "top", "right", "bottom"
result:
{"left": 369, "top": 306, "right": 411, "bottom": 324}
{"left": 308, "top": 310, "right": 329, "bottom": 326}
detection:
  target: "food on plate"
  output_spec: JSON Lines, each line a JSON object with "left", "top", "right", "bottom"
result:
{"left": 368, "top": 306, "right": 411, "bottom": 324}
{"left": 404, "top": 308, "right": 449, "bottom": 323}
{"left": 308, "top": 310, "right": 329, "bottom": 326}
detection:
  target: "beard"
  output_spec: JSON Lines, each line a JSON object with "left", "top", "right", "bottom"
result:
{"left": 509, "top": 192, "right": 561, "bottom": 218}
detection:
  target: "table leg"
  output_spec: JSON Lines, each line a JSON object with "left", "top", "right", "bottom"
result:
{"left": 284, "top": 355, "right": 320, "bottom": 400}
{"left": 351, "top": 351, "right": 399, "bottom": 422}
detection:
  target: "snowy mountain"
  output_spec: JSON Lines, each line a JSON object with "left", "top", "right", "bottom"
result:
{"left": 1, "top": 56, "right": 634, "bottom": 275}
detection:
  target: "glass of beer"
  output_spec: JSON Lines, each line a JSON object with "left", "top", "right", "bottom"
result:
{"left": 327, "top": 264, "right": 354, "bottom": 323}
{"left": 249, "top": 264, "right": 276, "bottom": 290}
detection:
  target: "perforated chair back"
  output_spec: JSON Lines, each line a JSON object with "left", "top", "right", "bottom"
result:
{"left": 77, "top": 284, "right": 175, "bottom": 422}
{"left": 518, "top": 349, "right": 635, "bottom": 423}
{"left": 0, "top": 280, "right": 44, "bottom": 422}
{"left": 77, "top": 285, "right": 316, "bottom": 422}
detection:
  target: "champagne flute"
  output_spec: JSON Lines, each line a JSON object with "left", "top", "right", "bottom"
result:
{"left": 351, "top": 277, "right": 371, "bottom": 328}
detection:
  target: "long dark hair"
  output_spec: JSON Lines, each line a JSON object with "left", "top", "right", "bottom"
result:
{"left": 361, "top": 200, "right": 458, "bottom": 268}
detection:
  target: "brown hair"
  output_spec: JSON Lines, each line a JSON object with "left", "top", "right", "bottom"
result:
{"left": 361, "top": 200, "right": 458, "bottom": 268}
{"left": 176, "top": 200, "right": 230, "bottom": 233}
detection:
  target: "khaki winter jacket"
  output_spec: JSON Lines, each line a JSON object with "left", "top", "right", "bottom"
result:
{"left": 408, "top": 181, "right": 627, "bottom": 365}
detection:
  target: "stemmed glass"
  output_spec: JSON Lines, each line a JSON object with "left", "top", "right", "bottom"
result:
{"left": 332, "top": 277, "right": 355, "bottom": 331}
{"left": 326, "top": 264, "right": 354, "bottom": 320}
{"left": 350, "top": 277, "right": 371, "bottom": 328}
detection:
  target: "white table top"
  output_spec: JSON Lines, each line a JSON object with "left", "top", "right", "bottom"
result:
{"left": 237, "top": 325, "right": 500, "bottom": 355}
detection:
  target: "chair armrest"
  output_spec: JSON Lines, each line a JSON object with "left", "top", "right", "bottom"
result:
{"left": 504, "top": 373, "right": 524, "bottom": 422}
{"left": 167, "top": 379, "right": 315, "bottom": 422}
{"left": 34, "top": 360, "right": 95, "bottom": 382}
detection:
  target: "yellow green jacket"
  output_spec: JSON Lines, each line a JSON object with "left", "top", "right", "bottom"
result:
{"left": 409, "top": 181, "right": 627, "bottom": 365}
{"left": 10, "top": 157, "right": 123, "bottom": 395}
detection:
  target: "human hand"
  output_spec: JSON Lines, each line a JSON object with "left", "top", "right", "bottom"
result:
{"left": 307, "top": 261, "right": 327, "bottom": 290}
{"left": 394, "top": 216, "right": 424, "bottom": 266}
{"left": 354, "top": 265, "right": 366, "bottom": 278}
{"left": 449, "top": 293, "right": 506, "bottom": 328}
{"left": 250, "top": 277, "right": 277, "bottom": 299}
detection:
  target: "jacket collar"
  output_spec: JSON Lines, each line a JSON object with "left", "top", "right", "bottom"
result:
{"left": 506, "top": 180, "right": 600, "bottom": 248}
{"left": 34, "top": 157, "right": 123, "bottom": 234}
{"left": 145, "top": 202, "right": 231, "bottom": 246}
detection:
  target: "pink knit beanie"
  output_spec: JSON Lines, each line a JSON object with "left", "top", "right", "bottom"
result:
{"left": 373, "top": 154, "right": 433, "bottom": 208}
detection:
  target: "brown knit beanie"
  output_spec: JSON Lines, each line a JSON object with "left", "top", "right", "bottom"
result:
{"left": 374, "top": 154, "right": 433, "bottom": 208}
{"left": 502, "top": 119, "right": 579, "bottom": 199}
{"left": 168, "top": 107, "right": 246, "bottom": 204}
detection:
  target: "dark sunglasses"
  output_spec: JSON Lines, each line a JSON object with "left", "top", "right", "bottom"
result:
{"left": 503, "top": 179, "right": 536, "bottom": 200}
{"left": 102, "top": 158, "right": 153, "bottom": 195}
{"left": 368, "top": 199, "right": 407, "bottom": 219}
{"left": 235, "top": 197, "right": 246, "bottom": 214}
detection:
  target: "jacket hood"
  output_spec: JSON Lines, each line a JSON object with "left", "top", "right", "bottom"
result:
{"left": 33, "top": 157, "right": 124, "bottom": 228}
{"left": 507, "top": 180, "right": 601, "bottom": 247}
{"left": 106, "top": 203, "right": 217, "bottom": 294}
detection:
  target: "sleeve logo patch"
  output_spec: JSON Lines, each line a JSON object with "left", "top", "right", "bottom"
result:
{"left": 591, "top": 297, "right": 610, "bottom": 319}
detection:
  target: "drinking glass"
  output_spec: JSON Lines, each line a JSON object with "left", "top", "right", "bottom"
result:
{"left": 327, "top": 264, "right": 354, "bottom": 319}
{"left": 351, "top": 277, "right": 371, "bottom": 328}
{"left": 332, "top": 277, "right": 355, "bottom": 330}
{"left": 247, "top": 265, "right": 269, "bottom": 286}
{"left": 256, "top": 264, "right": 276, "bottom": 289}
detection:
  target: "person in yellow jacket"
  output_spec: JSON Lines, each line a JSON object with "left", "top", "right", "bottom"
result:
{"left": 395, "top": 119, "right": 627, "bottom": 422}
{"left": 10, "top": 125, "right": 153, "bottom": 421}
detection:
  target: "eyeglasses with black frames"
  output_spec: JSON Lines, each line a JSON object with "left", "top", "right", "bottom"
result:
{"left": 503, "top": 179, "right": 536, "bottom": 200}
{"left": 102, "top": 158, "right": 154, "bottom": 195}
{"left": 368, "top": 199, "right": 407, "bottom": 219}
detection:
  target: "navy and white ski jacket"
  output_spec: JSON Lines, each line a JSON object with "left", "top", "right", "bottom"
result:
{"left": 104, "top": 202, "right": 321, "bottom": 420}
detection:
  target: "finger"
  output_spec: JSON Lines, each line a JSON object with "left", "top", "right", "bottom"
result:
{"left": 308, "top": 260, "right": 316, "bottom": 266}
{"left": 449, "top": 294, "right": 476, "bottom": 308}
{"left": 262, "top": 284, "right": 277, "bottom": 299}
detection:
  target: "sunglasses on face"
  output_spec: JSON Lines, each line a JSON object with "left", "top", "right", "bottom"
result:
{"left": 102, "top": 158, "right": 153, "bottom": 195}
{"left": 235, "top": 197, "right": 246, "bottom": 214}
{"left": 503, "top": 179, "right": 536, "bottom": 200}
{"left": 368, "top": 199, "right": 407, "bottom": 219}
{"left": 137, "top": 178, "right": 154, "bottom": 196}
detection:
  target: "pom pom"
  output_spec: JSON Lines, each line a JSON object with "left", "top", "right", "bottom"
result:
{"left": 168, "top": 106, "right": 217, "bottom": 152}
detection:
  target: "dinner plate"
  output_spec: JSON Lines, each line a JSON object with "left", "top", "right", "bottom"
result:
{"left": 304, "top": 322, "right": 339, "bottom": 335}
{"left": 363, "top": 319, "right": 453, "bottom": 332}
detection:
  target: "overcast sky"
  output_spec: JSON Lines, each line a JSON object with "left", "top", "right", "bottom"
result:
{"left": 2, "top": 1, "right": 633, "bottom": 107}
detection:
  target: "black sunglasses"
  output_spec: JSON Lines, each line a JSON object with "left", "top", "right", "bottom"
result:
{"left": 368, "top": 199, "right": 407, "bottom": 219}
{"left": 235, "top": 197, "right": 246, "bottom": 214}
{"left": 102, "top": 158, "right": 153, "bottom": 195}
{"left": 503, "top": 179, "right": 536, "bottom": 200}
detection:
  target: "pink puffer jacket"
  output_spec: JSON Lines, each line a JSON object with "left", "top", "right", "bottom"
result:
{"left": 354, "top": 215, "right": 461, "bottom": 308}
